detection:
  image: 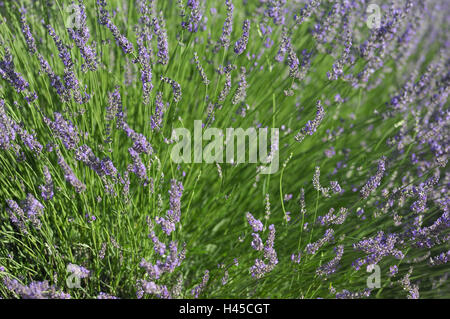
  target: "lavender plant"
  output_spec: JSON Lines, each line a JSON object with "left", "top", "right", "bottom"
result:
{"left": 0, "top": 0, "right": 448, "bottom": 299}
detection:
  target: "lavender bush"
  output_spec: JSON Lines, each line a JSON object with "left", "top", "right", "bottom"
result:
{"left": 0, "top": 0, "right": 448, "bottom": 299}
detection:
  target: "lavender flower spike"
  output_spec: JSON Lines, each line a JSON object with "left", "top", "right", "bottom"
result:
{"left": 19, "top": 8, "right": 37, "bottom": 54}
{"left": 151, "top": 91, "right": 165, "bottom": 131}
{"left": 191, "top": 270, "right": 209, "bottom": 298}
{"left": 295, "top": 100, "right": 325, "bottom": 142}
{"left": 98, "top": 0, "right": 134, "bottom": 54}
{"left": 234, "top": 19, "right": 250, "bottom": 55}
{"left": 153, "top": 15, "right": 169, "bottom": 65}
{"left": 56, "top": 149, "right": 86, "bottom": 193}
{"left": 360, "top": 157, "right": 386, "bottom": 199}
{"left": 0, "top": 47, "right": 30, "bottom": 93}
{"left": 217, "top": 0, "right": 234, "bottom": 50}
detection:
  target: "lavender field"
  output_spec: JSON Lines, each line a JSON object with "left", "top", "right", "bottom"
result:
{"left": 0, "top": 0, "right": 449, "bottom": 299}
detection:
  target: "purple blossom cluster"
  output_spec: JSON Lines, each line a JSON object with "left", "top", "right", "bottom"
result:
{"left": 191, "top": 270, "right": 209, "bottom": 298}
{"left": 155, "top": 179, "right": 184, "bottom": 236}
{"left": 7, "top": 194, "right": 44, "bottom": 233}
{"left": 295, "top": 101, "right": 325, "bottom": 142}
{"left": 3, "top": 276, "right": 70, "bottom": 299}
{"left": 0, "top": 100, "right": 42, "bottom": 154}
{"left": 265, "top": 0, "right": 287, "bottom": 25}
{"left": 44, "top": 113, "right": 80, "bottom": 150}
{"left": 135, "top": 30, "right": 153, "bottom": 105}
{"left": 67, "top": 0, "right": 98, "bottom": 72}
{"left": 140, "top": 240, "right": 186, "bottom": 280}
{"left": 352, "top": 231, "right": 405, "bottom": 270}
{"left": 429, "top": 250, "right": 449, "bottom": 266}
{"left": 67, "top": 263, "right": 90, "bottom": 279}
{"left": 234, "top": 19, "right": 250, "bottom": 55}
{"left": 75, "top": 144, "right": 118, "bottom": 178}
{"left": 56, "top": 149, "right": 86, "bottom": 193}
{"left": 0, "top": 0, "right": 448, "bottom": 300}
{"left": 183, "top": 0, "right": 202, "bottom": 33}
{"left": 246, "top": 212, "right": 263, "bottom": 232}
{"left": 217, "top": 0, "right": 234, "bottom": 50}
{"left": 316, "top": 245, "right": 344, "bottom": 277}
{"left": 360, "top": 157, "right": 386, "bottom": 199}
{"left": 0, "top": 47, "right": 29, "bottom": 93}
{"left": 98, "top": 0, "right": 134, "bottom": 54}
{"left": 316, "top": 207, "right": 348, "bottom": 226}
{"left": 160, "top": 75, "right": 182, "bottom": 103}
{"left": 39, "top": 166, "right": 54, "bottom": 201}
{"left": 305, "top": 229, "right": 334, "bottom": 255}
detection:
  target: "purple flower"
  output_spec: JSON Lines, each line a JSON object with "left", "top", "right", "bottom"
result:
{"left": 232, "top": 67, "right": 247, "bottom": 105}
{"left": 139, "top": 280, "right": 171, "bottom": 299}
{"left": 128, "top": 147, "right": 148, "bottom": 181}
{"left": 67, "top": 263, "right": 90, "bottom": 279}
{"left": 352, "top": 231, "right": 404, "bottom": 270}
{"left": 56, "top": 149, "right": 86, "bottom": 193}
{"left": 191, "top": 270, "right": 209, "bottom": 298}
{"left": 105, "top": 87, "right": 123, "bottom": 144}
{"left": 122, "top": 122, "right": 153, "bottom": 154}
{"left": 265, "top": 0, "right": 286, "bottom": 25}
{"left": 251, "top": 233, "right": 264, "bottom": 251}
{"left": 46, "top": 24, "right": 73, "bottom": 68}
{"left": 151, "top": 92, "right": 165, "bottom": 131}
{"left": 330, "top": 181, "right": 342, "bottom": 194}
{"left": 6, "top": 199, "right": 28, "bottom": 233}
{"left": 0, "top": 47, "right": 29, "bottom": 93}
{"left": 0, "top": 100, "right": 17, "bottom": 150}
{"left": 305, "top": 229, "right": 334, "bottom": 255}
{"left": 7, "top": 194, "right": 45, "bottom": 232}
{"left": 250, "top": 224, "right": 278, "bottom": 278}
{"left": 67, "top": 0, "right": 97, "bottom": 71}
{"left": 135, "top": 30, "right": 153, "bottom": 104}
{"left": 98, "top": 0, "right": 134, "bottom": 54}
{"left": 275, "top": 28, "right": 289, "bottom": 62}
{"left": 75, "top": 144, "right": 118, "bottom": 178}
{"left": 44, "top": 113, "right": 80, "bottom": 150}
{"left": 295, "top": 100, "right": 325, "bottom": 142}
{"left": 324, "top": 146, "right": 336, "bottom": 158}
{"left": 193, "top": 52, "right": 210, "bottom": 85}
{"left": 19, "top": 8, "right": 37, "bottom": 54}
{"left": 3, "top": 276, "right": 70, "bottom": 299}
{"left": 291, "top": 252, "right": 301, "bottom": 264}
{"left": 335, "top": 288, "right": 372, "bottom": 299}
{"left": 156, "top": 179, "right": 183, "bottom": 236}
{"left": 316, "top": 207, "right": 348, "bottom": 226}
{"left": 183, "top": 0, "right": 202, "bottom": 33}
{"left": 217, "top": 0, "right": 234, "bottom": 49}
{"left": 360, "top": 157, "right": 386, "bottom": 199}
{"left": 429, "top": 250, "right": 449, "bottom": 266}
{"left": 36, "top": 54, "right": 70, "bottom": 101}
{"left": 97, "top": 292, "right": 118, "bottom": 299}
{"left": 389, "top": 265, "right": 399, "bottom": 277}
{"left": 316, "top": 245, "right": 344, "bottom": 277}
